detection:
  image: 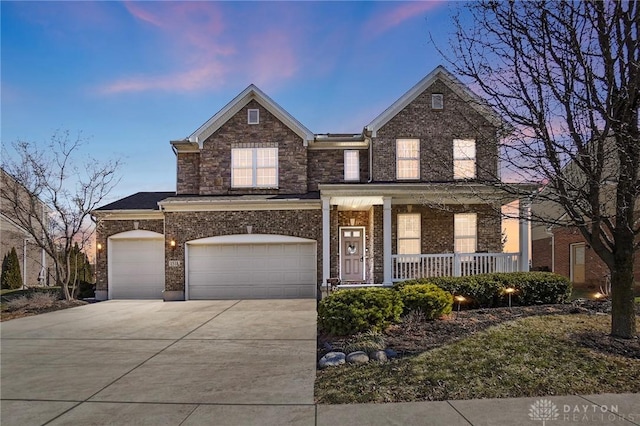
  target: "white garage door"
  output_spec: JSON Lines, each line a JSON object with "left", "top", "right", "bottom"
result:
{"left": 187, "top": 238, "right": 316, "bottom": 300}
{"left": 109, "top": 232, "right": 165, "bottom": 299}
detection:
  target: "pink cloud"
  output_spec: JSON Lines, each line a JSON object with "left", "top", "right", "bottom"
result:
{"left": 247, "top": 31, "right": 298, "bottom": 88}
{"left": 98, "top": 2, "right": 234, "bottom": 94}
{"left": 364, "top": 1, "right": 445, "bottom": 37}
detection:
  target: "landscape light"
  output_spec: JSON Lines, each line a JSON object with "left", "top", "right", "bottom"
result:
{"left": 454, "top": 295, "right": 465, "bottom": 319}
{"left": 593, "top": 292, "right": 604, "bottom": 300}
{"left": 504, "top": 287, "right": 516, "bottom": 309}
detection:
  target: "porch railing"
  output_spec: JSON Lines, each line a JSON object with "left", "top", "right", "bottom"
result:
{"left": 392, "top": 253, "right": 520, "bottom": 282}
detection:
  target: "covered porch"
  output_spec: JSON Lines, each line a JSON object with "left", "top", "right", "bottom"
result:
{"left": 319, "top": 183, "right": 533, "bottom": 288}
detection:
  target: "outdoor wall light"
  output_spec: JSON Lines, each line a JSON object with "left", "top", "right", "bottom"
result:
{"left": 96, "top": 243, "right": 103, "bottom": 258}
{"left": 170, "top": 239, "right": 176, "bottom": 249}
{"left": 97, "top": 243, "right": 102, "bottom": 251}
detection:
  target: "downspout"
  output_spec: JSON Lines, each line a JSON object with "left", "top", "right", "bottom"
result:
{"left": 545, "top": 226, "right": 555, "bottom": 272}
{"left": 366, "top": 133, "right": 373, "bottom": 183}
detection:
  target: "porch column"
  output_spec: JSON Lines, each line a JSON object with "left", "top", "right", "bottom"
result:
{"left": 383, "top": 196, "right": 392, "bottom": 285}
{"left": 322, "top": 196, "right": 331, "bottom": 290}
{"left": 519, "top": 198, "right": 531, "bottom": 272}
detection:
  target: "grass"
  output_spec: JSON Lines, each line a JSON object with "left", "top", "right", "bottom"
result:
{"left": 315, "top": 314, "right": 640, "bottom": 403}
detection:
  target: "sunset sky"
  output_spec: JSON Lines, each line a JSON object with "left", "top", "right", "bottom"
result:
{"left": 2, "top": 1, "right": 470, "bottom": 203}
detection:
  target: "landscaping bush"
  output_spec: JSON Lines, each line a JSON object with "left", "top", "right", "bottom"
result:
{"left": 5, "top": 291, "right": 57, "bottom": 312}
{"left": 399, "top": 283, "right": 453, "bottom": 318}
{"left": 396, "top": 272, "right": 572, "bottom": 308}
{"left": 318, "top": 288, "right": 403, "bottom": 335}
{"left": 487, "top": 272, "right": 572, "bottom": 305}
{"left": 1, "top": 248, "right": 23, "bottom": 290}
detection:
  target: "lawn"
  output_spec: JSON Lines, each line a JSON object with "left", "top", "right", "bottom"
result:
{"left": 315, "top": 314, "right": 640, "bottom": 404}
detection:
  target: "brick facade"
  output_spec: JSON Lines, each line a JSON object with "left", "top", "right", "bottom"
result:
{"left": 532, "top": 227, "right": 640, "bottom": 285}
{"left": 307, "top": 149, "right": 369, "bottom": 191}
{"left": 164, "top": 209, "right": 322, "bottom": 292}
{"left": 372, "top": 80, "right": 498, "bottom": 182}
{"left": 193, "top": 99, "right": 308, "bottom": 195}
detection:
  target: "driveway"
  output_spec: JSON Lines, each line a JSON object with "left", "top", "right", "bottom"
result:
{"left": 1, "top": 299, "right": 318, "bottom": 425}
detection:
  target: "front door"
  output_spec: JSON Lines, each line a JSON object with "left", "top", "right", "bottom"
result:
{"left": 571, "top": 243, "right": 586, "bottom": 284}
{"left": 340, "top": 227, "right": 364, "bottom": 281}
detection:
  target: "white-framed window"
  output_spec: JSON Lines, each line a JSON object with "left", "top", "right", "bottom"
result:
{"left": 432, "top": 93, "right": 444, "bottom": 110}
{"left": 453, "top": 139, "right": 476, "bottom": 179}
{"left": 454, "top": 213, "right": 477, "bottom": 253}
{"left": 344, "top": 150, "right": 360, "bottom": 181}
{"left": 397, "top": 214, "right": 421, "bottom": 254}
{"left": 396, "top": 139, "right": 420, "bottom": 180}
{"left": 231, "top": 147, "right": 278, "bottom": 188}
{"left": 248, "top": 109, "right": 260, "bottom": 124}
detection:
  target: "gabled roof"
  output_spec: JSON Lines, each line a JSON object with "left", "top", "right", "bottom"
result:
{"left": 185, "top": 84, "right": 314, "bottom": 148}
{"left": 94, "top": 192, "right": 175, "bottom": 211}
{"left": 366, "top": 65, "right": 503, "bottom": 137}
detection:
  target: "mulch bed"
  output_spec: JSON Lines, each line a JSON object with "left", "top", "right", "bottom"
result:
{"left": 318, "top": 300, "right": 640, "bottom": 361}
{"left": 0, "top": 299, "right": 88, "bottom": 322}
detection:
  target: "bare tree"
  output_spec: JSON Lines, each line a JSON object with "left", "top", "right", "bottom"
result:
{"left": 1, "top": 131, "right": 121, "bottom": 300}
{"left": 444, "top": 0, "right": 639, "bottom": 338}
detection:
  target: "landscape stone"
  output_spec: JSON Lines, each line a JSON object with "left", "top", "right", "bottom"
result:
{"left": 346, "top": 351, "right": 369, "bottom": 364}
{"left": 369, "top": 350, "right": 388, "bottom": 362}
{"left": 384, "top": 348, "right": 398, "bottom": 358}
{"left": 319, "top": 352, "right": 346, "bottom": 369}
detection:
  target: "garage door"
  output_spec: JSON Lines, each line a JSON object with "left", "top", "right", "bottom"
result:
{"left": 109, "top": 231, "right": 165, "bottom": 299}
{"left": 187, "top": 236, "right": 316, "bottom": 299}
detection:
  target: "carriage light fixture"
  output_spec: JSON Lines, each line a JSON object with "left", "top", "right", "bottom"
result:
{"left": 170, "top": 239, "right": 176, "bottom": 249}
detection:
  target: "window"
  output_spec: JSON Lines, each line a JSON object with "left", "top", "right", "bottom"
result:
{"left": 248, "top": 109, "right": 259, "bottom": 124}
{"left": 432, "top": 93, "right": 443, "bottom": 110}
{"left": 344, "top": 150, "right": 360, "bottom": 181}
{"left": 453, "top": 139, "right": 476, "bottom": 179}
{"left": 231, "top": 147, "right": 278, "bottom": 188}
{"left": 397, "top": 214, "right": 421, "bottom": 254}
{"left": 454, "top": 213, "right": 477, "bottom": 253}
{"left": 396, "top": 139, "right": 420, "bottom": 180}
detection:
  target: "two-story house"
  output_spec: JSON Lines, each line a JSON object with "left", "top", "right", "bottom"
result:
{"left": 1, "top": 168, "right": 53, "bottom": 287}
{"left": 93, "top": 66, "right": 533, "bottom": 301}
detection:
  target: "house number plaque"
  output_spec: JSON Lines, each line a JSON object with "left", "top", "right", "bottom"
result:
{"left": 169, "top": 260, "right": 182, "bottom": 267}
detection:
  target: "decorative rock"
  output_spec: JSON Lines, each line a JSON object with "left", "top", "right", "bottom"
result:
{"left": 318, "top": 352, "right": 346, "bottom": 369}
{"left": 346, "top": 351, "right": 370, "bottom": 364}
{"left": 384, "top": 348, "right": 398, "bottom": 358}
{"left": 370, "top": 350, "right": 388, "bottom": 362}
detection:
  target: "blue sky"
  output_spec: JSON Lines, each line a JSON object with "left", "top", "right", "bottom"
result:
{"left": 2, "top": 1, "right": 467, "bottom": 203}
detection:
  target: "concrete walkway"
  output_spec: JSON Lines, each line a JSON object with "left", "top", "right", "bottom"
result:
{"left": 1, "top": 300, "right": 638, "bottom": 425}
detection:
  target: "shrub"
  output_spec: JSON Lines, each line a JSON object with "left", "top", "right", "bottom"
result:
{"left": 399, "top": 283, "right": 453, "bottom": 318}
{"left": 5, "top": 296, "right": 30, "bottom": 312}
{"left": 397, "top": 272, "right": 572, "bottom": 308}
{"left": 318, "top": 287, "right": 403, "bottom": 335}
{"left": 74, "top": 280, "right": 95, "bottom": 299}
{"left": 488, "top": 272, "right": 572, "bottom": 305}
{"left": 1, "top": 248, "right": 23, "bottom": 290}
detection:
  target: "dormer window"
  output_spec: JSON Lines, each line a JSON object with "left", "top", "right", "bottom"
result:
{"left": 248, "top": 109, "right": 260, "bottom": 124}
{"left": 432, "top": 93, "right": 443, "bottom": 110}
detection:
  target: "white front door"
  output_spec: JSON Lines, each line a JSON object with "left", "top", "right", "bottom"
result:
{"left": 340, "top": 227, "right": 365, "bottom": 281}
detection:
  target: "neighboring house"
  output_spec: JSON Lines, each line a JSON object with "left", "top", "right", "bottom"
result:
{"left": 93, "top": 66, "right": 534, "bottom": 301}
{"left": 0, "top": 168, "right": 52, "bottom": 287}
{"left": 531, "top": 138, "right": 640, "bottom": 286}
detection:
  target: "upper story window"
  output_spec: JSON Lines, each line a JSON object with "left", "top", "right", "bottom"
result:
{"left": 248, "top": 109, "right": 260, "bottom": 124}
{"left": 454, "top": 213, "right": 477, "bottom": 253}
{"left": 432, "top": 93, "right": 444, "bottom": 110}
{"left": 397, "top": 213, "right": 421, "bottom": 254}
{"left": 231, "top": 147, "right": 278, "bottom": 188}
{"left": 344, "top": 150, "right": 360, "bottom": 181}
{"left": 396, "top": 139, "right": 420, "bottom": 180}
{"left": 453, "top": 139, "right": 476, "bottom": 179}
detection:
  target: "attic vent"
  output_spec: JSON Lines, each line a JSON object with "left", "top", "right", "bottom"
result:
{"left": 248, "top": 109, "right": 260, "bottom": 124}
{"left": 431, "top": 94, "right": 443, "bottom": 110}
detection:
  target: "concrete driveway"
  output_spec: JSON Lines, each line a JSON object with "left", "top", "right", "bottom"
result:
{"left": 1, "top": 299, "right": 318, "bottom": 425}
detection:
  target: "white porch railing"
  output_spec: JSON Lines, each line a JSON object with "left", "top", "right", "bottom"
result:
{"left": 392, "top": 253, "right": 520, "bottom": 282}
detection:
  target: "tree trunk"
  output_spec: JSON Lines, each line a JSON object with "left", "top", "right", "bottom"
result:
{"left": 611, "top": 248, "right": 637, "bottom": 339}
